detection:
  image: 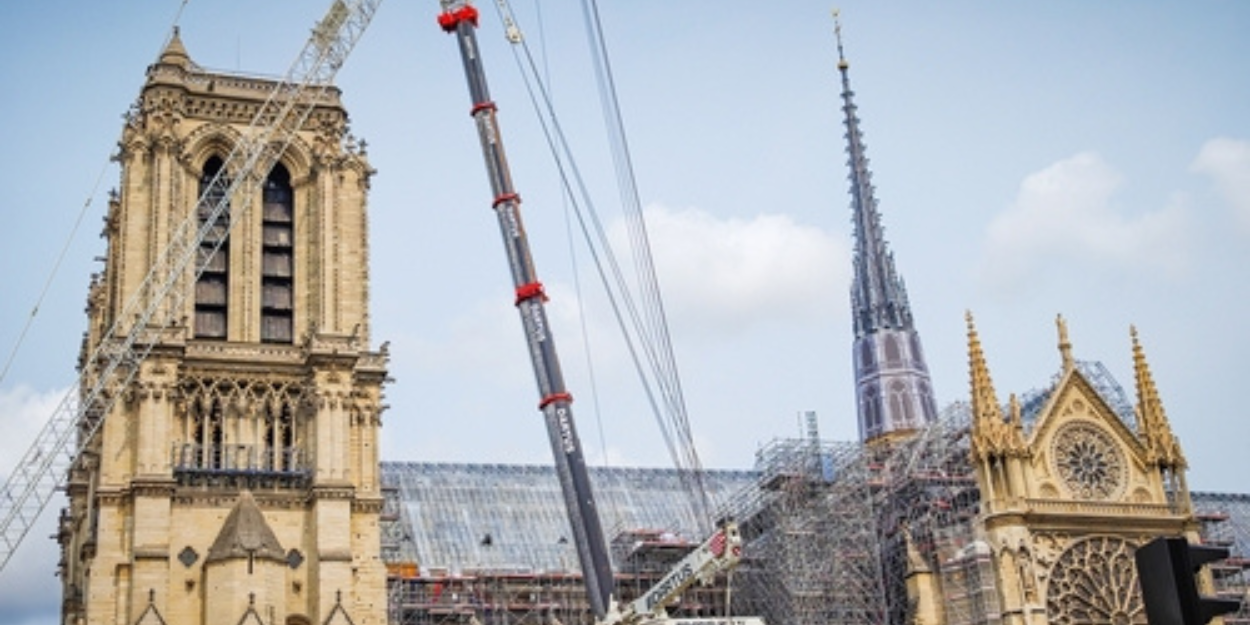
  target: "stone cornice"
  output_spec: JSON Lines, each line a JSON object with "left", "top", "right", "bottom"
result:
{"left": 184, "top": 341, "right": 306, "bottom": 368}
{"left": 172, "top": 489, "right": 308, "bottom": 510}
{"left": 983, "top": 498, "right": 1190, "bottom": 535}
{"left": 95, "top": 488, "right": 127, "bottom": 506}
{"left": 309, "top": 484, "right": 357, "bottom": 502}
{"left": 353, "top": 496, "right": 385, "bottom": 514}
{"left": 130, "top": 477, "right": 178, "bottom": 499}
{"left": 144, "top": 63, "right": 344, "bottom": 118}
{"left": 302, "top": 332, "right": 364, "bottom": 368}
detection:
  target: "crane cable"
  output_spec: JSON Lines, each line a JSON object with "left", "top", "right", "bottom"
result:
{"left": 576, "top": 0, "right": 713, "bottom": 527}
{"left": 489, "top": 0, "right": 714, "bottom": 534}
{"left": 545, "top": 1, "right": 628, "bottom": 541}
{"left": 0, "top": 1, "right": 191, "bottom": 392}
{"left": 0, "top": 165, "right": 105, "bottom": 390}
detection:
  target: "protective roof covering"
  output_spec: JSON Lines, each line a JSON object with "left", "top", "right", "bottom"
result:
{"left": 381, "top": 462, "right": 756, "bottom": 574}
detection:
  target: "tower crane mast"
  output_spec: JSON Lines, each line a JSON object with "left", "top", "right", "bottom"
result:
{"left": 0, "top": 0, "right": 382, "bottom": 574}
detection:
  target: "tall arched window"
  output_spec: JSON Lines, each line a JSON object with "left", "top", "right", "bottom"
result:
{"left": 888, "top": 380, "right": 915, "bottom": 427}
{"left": 261, "top": 164, "right": 294, "bottom": 343}
{"left": 263, "top": 402, "right": 295, "bottom": 471}
{"left": 884, "top": 335, "right": 901, "bottom": 366}
{"left": 858, "top": 340, "right": 875, "bottom": 370}
{"left": 195, "top": 157, "right": 231, "bottom": 339}
{"left": 190, "top": 396, "right": 225, "bottom": 470}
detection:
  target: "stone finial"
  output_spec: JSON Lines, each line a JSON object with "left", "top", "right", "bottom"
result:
{"left": 967, "top": 311, "right": 1006, "bottom": 458}
{"left": 158, "top": 27, "right": 191, "bottom": 68}
{"left": 1056, "top": 314, "right": 1073, "bottom": 372}
{"left": 1131, "top": 326, "right": 1186, "bottom": 470}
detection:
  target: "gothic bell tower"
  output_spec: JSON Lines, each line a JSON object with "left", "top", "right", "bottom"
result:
{"left": 58, "top": 29, "right": 388, "bottom": 625}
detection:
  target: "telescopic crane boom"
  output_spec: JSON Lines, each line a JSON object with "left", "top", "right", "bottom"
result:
{"left": 437, "top": 4, "right": 760, "bottom": 624}
{"left": 437, "top": 1, "right": 616, "bottom": 619}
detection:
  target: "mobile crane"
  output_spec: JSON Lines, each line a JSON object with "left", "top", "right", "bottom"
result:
{"left": 437, "top": 3, "right": 763, "bottom": 624}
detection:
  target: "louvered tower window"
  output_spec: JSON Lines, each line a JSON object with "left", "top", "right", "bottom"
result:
{"left": 194, "top": 157, "right": 230, "bottom": 339}
{"left": 261, "top": 164, "right": 294, "bottom": 343}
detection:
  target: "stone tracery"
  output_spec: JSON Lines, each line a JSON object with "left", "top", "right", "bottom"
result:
{"left": 173, "top": 374, "right": 309, "bottom": 485}
{"left": 1046, "top": 536, "right": 1145, "bottom": 625}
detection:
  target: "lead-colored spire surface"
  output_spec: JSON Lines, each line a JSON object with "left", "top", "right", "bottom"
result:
{"left": 837, "top": 13, "right": 938, "bottom": 442}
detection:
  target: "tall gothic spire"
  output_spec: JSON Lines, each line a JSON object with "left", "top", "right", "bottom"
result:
{"left": 837, "top": 15, "right": 911, "bottom": 339}
{"left": 836, "top": 13, "right": 939, "bottom": 442}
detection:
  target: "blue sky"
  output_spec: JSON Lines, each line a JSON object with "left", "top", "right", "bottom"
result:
{"left": 2, "top": 2, "right": 1249, "bottom": 623}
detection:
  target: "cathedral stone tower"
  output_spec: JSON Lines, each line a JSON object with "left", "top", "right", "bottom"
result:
{"left": 834, "top": 20, "right": 939, "bottom": 443}
{"left": 58, "top": 30, "right": 388, "bottom": 625}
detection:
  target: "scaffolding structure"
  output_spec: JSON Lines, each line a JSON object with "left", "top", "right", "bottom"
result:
{"left": 379, "top": 399, "right": 1250, "bottom": 625}
{"left": 725, "top": 403, "right": 990, "bottom": 625}
{"left": 381, "top": 463, "right": 757, "bottom": 625}
{"left": 1194, "top": 493, "right": 1250, "bottom": 624}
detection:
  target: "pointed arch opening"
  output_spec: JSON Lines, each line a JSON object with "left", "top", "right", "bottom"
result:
{"left": 195, "top": 156, "right": 231, "bottom": 339}
{"left": 261, "top": 163, "right": 295, "bottom": 343}
{"left": 186, "top": 396, "right": 225, "bottom": 471}
{"left": 884, "top": 335, "right": 902, "bottom": 366}
{"left": 888, "top": 380, "right": 915, "bottom": 428}
{"left": 263, "top": 400, "right": 296, "bottom": 472}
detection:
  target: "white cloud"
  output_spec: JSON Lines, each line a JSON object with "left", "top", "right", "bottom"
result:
{"left": 1191, "top": 137, "right": 1250, "bottom": 234}
{"left": 0, "top": 385, "right": 68, "bottom": 625}
{"left": 0, "top": 385, "right": 68, "bottom": 482}
{"left": 613, "top": 205, "right": 848, "bottom": 338}
{"left": 979, "top": 152, "right": 1189, "bottom": 289}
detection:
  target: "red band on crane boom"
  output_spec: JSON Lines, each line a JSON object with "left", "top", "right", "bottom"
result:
{"left": 493, "top": 192, "right": 519, "bottom": 208}
{"left": 471, "top": 101, "right": 498, "bottom": 116}
{"left": 539, "top": 392, "right": 573, "bottom": 410}
{"left": 437, "top": 5, "right": 480, "bottom": 32}
{"left": 515, "top": 281, "right": 546, "bottom": 305}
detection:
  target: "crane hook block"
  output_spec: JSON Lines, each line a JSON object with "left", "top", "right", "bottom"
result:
{"left": 438, "top": 5, "right": 479, "bottom": 32}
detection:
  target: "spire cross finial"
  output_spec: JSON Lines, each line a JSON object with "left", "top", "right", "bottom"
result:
{"left": 832, "top": 9, "right": 849, "bottom": 69}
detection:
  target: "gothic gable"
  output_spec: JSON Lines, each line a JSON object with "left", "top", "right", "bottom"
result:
{"left": 1026, "top": 369, "right": 1153, "bottom": 504}
{"left": 966, "top": 315, "right": 1199, "bottom": 625}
